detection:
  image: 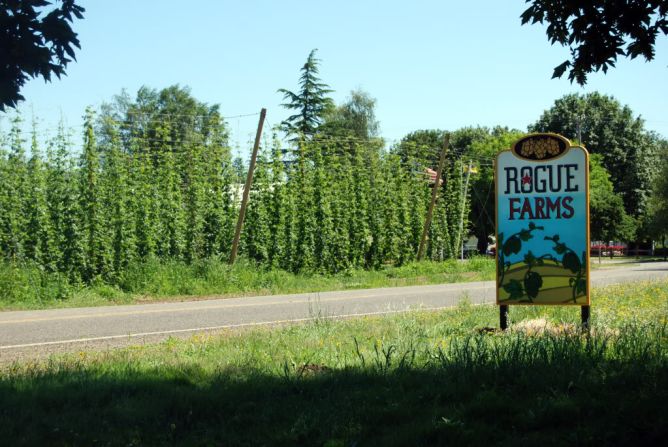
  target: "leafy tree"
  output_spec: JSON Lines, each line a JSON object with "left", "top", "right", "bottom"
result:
{"left": 646, "top": 147, "right": 668, "bottom": 250}
{"left": 394, "top": 129, "right": 445, "bottom": 166}
{"left": 589, "top": 155, "right": 636, "bottom": 242}
{"left": 97, "top": 84, "right": 231, "bottom": 264}
{"left": 468, "top": 128, "right": 524, "bottom": 254}
{"left": 278, "top": 49, "right": 334, "bottom": 140}
{"left": 321, "top": 89, "right": 380, "bottom": 140}
{"left": 99, "top": 85, "right": 226, "bottom": 157}
{"left": 396, "top": 126, "right": 522, "bottom": 255}
{"left": 394, "top": 127, "right": 491, "bottom": 167}
{"left": 521, "top": 0, "right": 668, "bottom": 84}
{"left": 0, "top": 0, "right": 85, "bottom": 110}
{"left": 530, "top": 92, "right": 661, "bottom": 217}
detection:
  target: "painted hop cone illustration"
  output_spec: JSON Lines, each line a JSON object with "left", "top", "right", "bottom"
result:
{"left": 520, "top": 138, "right": 560, "bottom": 159}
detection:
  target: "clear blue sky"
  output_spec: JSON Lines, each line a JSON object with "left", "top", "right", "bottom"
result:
{"left": 5, "top": 0, "right": 668, "bottom": 154}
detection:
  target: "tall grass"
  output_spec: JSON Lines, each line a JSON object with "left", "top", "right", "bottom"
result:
{"left": 0, "top": 256, "right": 495, "bottom": 310}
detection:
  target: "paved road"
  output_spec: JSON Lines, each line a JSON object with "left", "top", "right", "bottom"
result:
{"left": 1, "top": 262, "right": 666, "bottom": 357}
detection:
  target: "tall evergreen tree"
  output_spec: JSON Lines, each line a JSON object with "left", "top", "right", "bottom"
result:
{"left": 278, "top": 49, "right": 334, "bottom": 140}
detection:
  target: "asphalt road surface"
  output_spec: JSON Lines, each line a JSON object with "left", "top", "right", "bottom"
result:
{"left": 1, "top": 262, "right": 667, "bottom": 359}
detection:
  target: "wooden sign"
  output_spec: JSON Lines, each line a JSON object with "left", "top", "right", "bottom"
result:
{"left": 495, "top": 133, "right": 590, "bottom": 306}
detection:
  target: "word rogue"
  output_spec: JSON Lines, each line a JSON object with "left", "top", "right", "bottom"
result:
{"left": 503, "top": 164, "right": 579, "bottom": 194}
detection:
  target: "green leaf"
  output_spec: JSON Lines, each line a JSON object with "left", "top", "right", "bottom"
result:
{"left": 503, "top": 279, "right": 524, "bottom": 299}
{"left": 524, "top": 271, "right": 543, "bottom": 299}
{"left": 562, "top": 252, "right": 581, "bottom": 273}
{"left": 554, "top": 243, "right": 566, "bottom": 255}
{"left": 552, "top": 60, "right": 571, "bottom": 79}
{"left": 503, "top": 236, "right": 521, "bottom": 256}
{"left": 523, "top": 251, "right": 536, "bottom": 265}
{"left": 519, "top": 230, "right": 532, "bottom": 241}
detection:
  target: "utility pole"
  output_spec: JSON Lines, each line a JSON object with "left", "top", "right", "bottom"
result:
{"left": 577, "top": 107, "right": 585, "bottom": 146}
{"left": 229, "top": 108, "right": 267, "bottom": 265}
{"left": 459, "top": 160, "right": 473, "bottom": 260}
{"left": 417, "top": 134, "right": 449, "bottom": 261}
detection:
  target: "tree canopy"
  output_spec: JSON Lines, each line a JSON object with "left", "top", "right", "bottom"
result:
{"left": 393, "top": 126, "right": 524, "bottom": 255}
{"left": 321, "top": 89, "right": 380, "bottom": 140}
{"left": 645, "top": 146, "right": 668, "bottom": 246}
{"left": 521, "top": 0, "right": 668, "bottom": 84}
{"left": 0, "top": 0, "right": 85, "bottom": 110}
{"left": 98, "top": 84, "right": 227, "bottom": 153}
{"left": 589, "top": 155, "right": 636, "bottom": 242}
{"left": 530, "top": 92, "right": 663, "bottom": 219}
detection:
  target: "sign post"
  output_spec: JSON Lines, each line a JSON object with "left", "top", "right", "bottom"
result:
{"left": 495, "top": 133, "right": 590, "bottom": 328}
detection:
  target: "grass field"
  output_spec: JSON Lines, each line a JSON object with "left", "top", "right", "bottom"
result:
{"left": 0, "top": 257, "right": 496, "bottom": 311}
{"left": 1, "top": 280, "right": 667, "bottom": 446}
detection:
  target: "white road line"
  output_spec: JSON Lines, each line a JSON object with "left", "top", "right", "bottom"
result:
{"left": 0, "top": 305, "right": 462, "bottom": 350}
{"left": 0, "top": 285, "right": 491, "bottom": 325}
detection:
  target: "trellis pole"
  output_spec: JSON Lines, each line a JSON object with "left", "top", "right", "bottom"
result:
{"left": 417, "top": 134, "right": 449, "bottom": 261}
{"left": 229, "top": 108, "right": 267, "bottom": 265}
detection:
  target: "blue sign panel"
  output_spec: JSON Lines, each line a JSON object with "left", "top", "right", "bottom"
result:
{"left": 496, "top": 134, "right": 590, "bottom": 305}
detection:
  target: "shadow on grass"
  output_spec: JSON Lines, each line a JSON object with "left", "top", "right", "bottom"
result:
{"left": 2, "top": 337, "right": 668, "bottom": 447}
